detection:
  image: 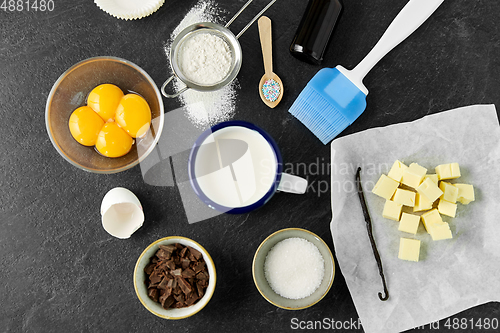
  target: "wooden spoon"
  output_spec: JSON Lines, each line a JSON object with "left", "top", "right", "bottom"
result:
{"left": 258, "top": 16, "right": 283, "bottom": 108}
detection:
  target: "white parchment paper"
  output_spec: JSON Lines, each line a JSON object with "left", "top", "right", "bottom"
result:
{"left": 329, "top": 105, "right": 500, "bottom": 333}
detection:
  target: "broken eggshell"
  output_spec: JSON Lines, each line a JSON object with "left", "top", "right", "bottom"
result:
{"left": 101, "top": 187, "right": 144, "bottom": 239}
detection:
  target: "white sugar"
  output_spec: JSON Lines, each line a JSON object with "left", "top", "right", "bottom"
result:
{"left": 264, "top": 237, "right": 325, "bottom": 299}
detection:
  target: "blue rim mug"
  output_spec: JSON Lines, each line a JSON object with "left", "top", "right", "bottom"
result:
{"left": 188, "top": 121, "right": 307, "bottom": 214}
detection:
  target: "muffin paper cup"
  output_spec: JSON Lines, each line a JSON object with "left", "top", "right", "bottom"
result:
{"left": 94, "top": 0, "right": 165, "bottom": 20}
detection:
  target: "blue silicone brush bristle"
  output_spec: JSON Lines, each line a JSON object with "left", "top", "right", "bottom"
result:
{"left": 289, "top": 85, "right": 349, "bottom": 144}
{"left": 289, "top": 67, "right": 367, "bottom": 144}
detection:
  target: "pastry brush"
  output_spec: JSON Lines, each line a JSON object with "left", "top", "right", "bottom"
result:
{"left": 289, "top": 0, "right": 444, "bottom": 144}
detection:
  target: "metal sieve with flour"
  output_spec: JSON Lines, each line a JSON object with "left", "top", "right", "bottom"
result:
{"left": 161, "top": 0, "right": 277, "bottom": 98}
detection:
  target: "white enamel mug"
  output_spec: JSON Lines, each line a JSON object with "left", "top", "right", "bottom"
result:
{"left": 188, "top": 121, "right": 307, "bottom": 214}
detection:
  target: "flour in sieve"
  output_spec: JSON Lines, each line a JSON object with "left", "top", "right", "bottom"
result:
{"left": 178, "top": 32, "right": 232, "bottom": 85}
{"left": 165, "top": 0, "right": 238, "bottom": 128}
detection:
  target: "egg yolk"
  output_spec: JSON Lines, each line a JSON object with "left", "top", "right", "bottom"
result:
{"left": 68, "top": 106, "right": 105, "bottom": 146}
{"left": 115, "top": 94, "right": 152, "bottom": 138}
{"left": 87, "top": 84, "right": 124, "bottom": 122}
{"left": 69, "top": 84, "right": 152, "bottom": 159}
{"left": 95, "top": 122, "right": 134, "bottom": 158}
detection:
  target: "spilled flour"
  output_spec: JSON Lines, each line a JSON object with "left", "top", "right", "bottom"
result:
{"left": 165, "top": 0, "right": 238, "bottom": 128}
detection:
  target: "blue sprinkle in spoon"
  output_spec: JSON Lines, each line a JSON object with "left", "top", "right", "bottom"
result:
{"left": 258, "top": 16, "right": 283, "bottom": 108}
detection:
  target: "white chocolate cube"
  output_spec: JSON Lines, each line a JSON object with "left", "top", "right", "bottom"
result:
{"left": 421, "top": 209, "right": 452, "bottom": 241}
{"left": 429, "top": 223, "right": 453, "bottom": 241}
{"left": 372, "top": 174, "right": 399, "bottom": 200}
{"left": 387, "top": 160, "right": 408, "bottom": 182}
{"left": 421, "top": 209, "right": 444, "bottom": 233}
{"left": 435, "top": 163, "right": 461, "bottom": 180}
{"left": 398, "top": 213, "right": 420, "bottom": 235}
{"left": 454, "top": 183, "right": 475, "bottom": 204}
{"left": 398, "top": 238, "right": 420, "bottom": 262}
{"left": 413, "top": 193, "right": 433, "bottom": 212}
{"left": 439, "top": 181, "right": 459, "bottom": 203}
{"left": 393, "top": 188, "right": 416, "bottom": 207}
{"left": 382, "top": 200, "right": 403, "bottom": 221}
{"left": 401, "top": 163, "right": 427, "bottom": 189}
{"left": 438, "top": 199, "right": 457, "bottom": 218}
{"left": 417, "top": 178, "right": 443, "bottom": 202}
{"left": 424, "top": 174, "right": 439, "bottom": 186}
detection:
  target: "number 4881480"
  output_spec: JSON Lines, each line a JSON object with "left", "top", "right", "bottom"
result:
{"left": 1, "top": 0, "right": 55, "bottom": 11}
{"left": 444, "top": 317, "right": 499, "bottom": 330}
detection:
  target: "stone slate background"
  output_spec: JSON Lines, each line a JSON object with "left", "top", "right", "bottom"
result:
{"left": 1, "top": 0, "right": 499, "bottom": 332}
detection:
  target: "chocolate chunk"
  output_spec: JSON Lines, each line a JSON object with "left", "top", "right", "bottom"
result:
{"left": 156, "top": 260, "right": 170, "bottom": 272}
{"left": 196, "top": 282, "right": 205, "bottom": 298}
{"left": 165, "top": 279, "right": 173, "bottom": 298}
{"left": 173, "top": 293, "right": 185, "bottom": 305}
{"left": 144, "top": 243, "right": 210, "bottom": 309}
{"left": 196, "top": 279, "right": 208, "bottom": 288}
{"left": 187, "top": 246, "right": 202, "bottom": 260}
{"left": 149, "top": 271, "right": 163, "bottom": 286}
{"left": 181, "top": 268, "right": 196, "bottom": 279}
{"left": 185, "top": 291, "right": 199, "bottom": 306}
{"left": 193, "top": 261, "right": 205, "bottom": 273}
{"left": 160, "top": 295, "right": 175, "bottom": 309}
{"left": 176, "top": 277, "right": 192, "bottom": 294}
{"left": 148, "top": 288, "right": 159, "bottom": 302}
{"left": 159, "top": 244, "right": 176, "bottom": 252}
{"left": 156, "top": 249, "right": 169, "bottom": 260}
{"left": 181, "top": 258, "right": 191, "bottom": 270}
{"left": 173, "top": 284, "right": 182, "bottom": 295}
{"left": 158, "top": 245, "right": 175, "bottom": 259}
{"left": 158, "top": 276, "right": 169, "bottom": 290}
{"left": 144, "top": 263, "right": 156, "bottom": 275}
{"left": 180, "top": 246, "right": 188, "bottom": 258}
{"left": 156, "top": 246, "right": 174, "bottom": 260}
{"left": 165, "top": 260, "right": 176, "bottom": 270}
{"left": 196, "top": 271, "right": 208, "bottom": 281}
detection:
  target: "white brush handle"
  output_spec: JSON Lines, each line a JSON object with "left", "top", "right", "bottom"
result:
{"left": 346, "top": 0, "right": 444, "bottom": 94}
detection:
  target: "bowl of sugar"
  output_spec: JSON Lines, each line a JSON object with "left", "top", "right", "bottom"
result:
{"left": 252, "top": 228, "right": 335, "bottom": 310}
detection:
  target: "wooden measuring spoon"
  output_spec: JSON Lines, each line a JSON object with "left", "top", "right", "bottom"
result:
{"left": 258, "top": 16, "right": 283, "bottom": 108}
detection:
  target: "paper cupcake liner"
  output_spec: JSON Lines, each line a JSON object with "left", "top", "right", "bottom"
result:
{"left": 94, "top": 0, "right": 165, "bottom": 20}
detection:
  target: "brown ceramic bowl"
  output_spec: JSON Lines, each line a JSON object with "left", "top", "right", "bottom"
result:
{"left": 45, "top": 56, "right": 164, "bottom": 174}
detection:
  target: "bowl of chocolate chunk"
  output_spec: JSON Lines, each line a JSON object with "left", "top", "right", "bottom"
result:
{"left": 133, "top": 236, "right": 216, "bottom": 319}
